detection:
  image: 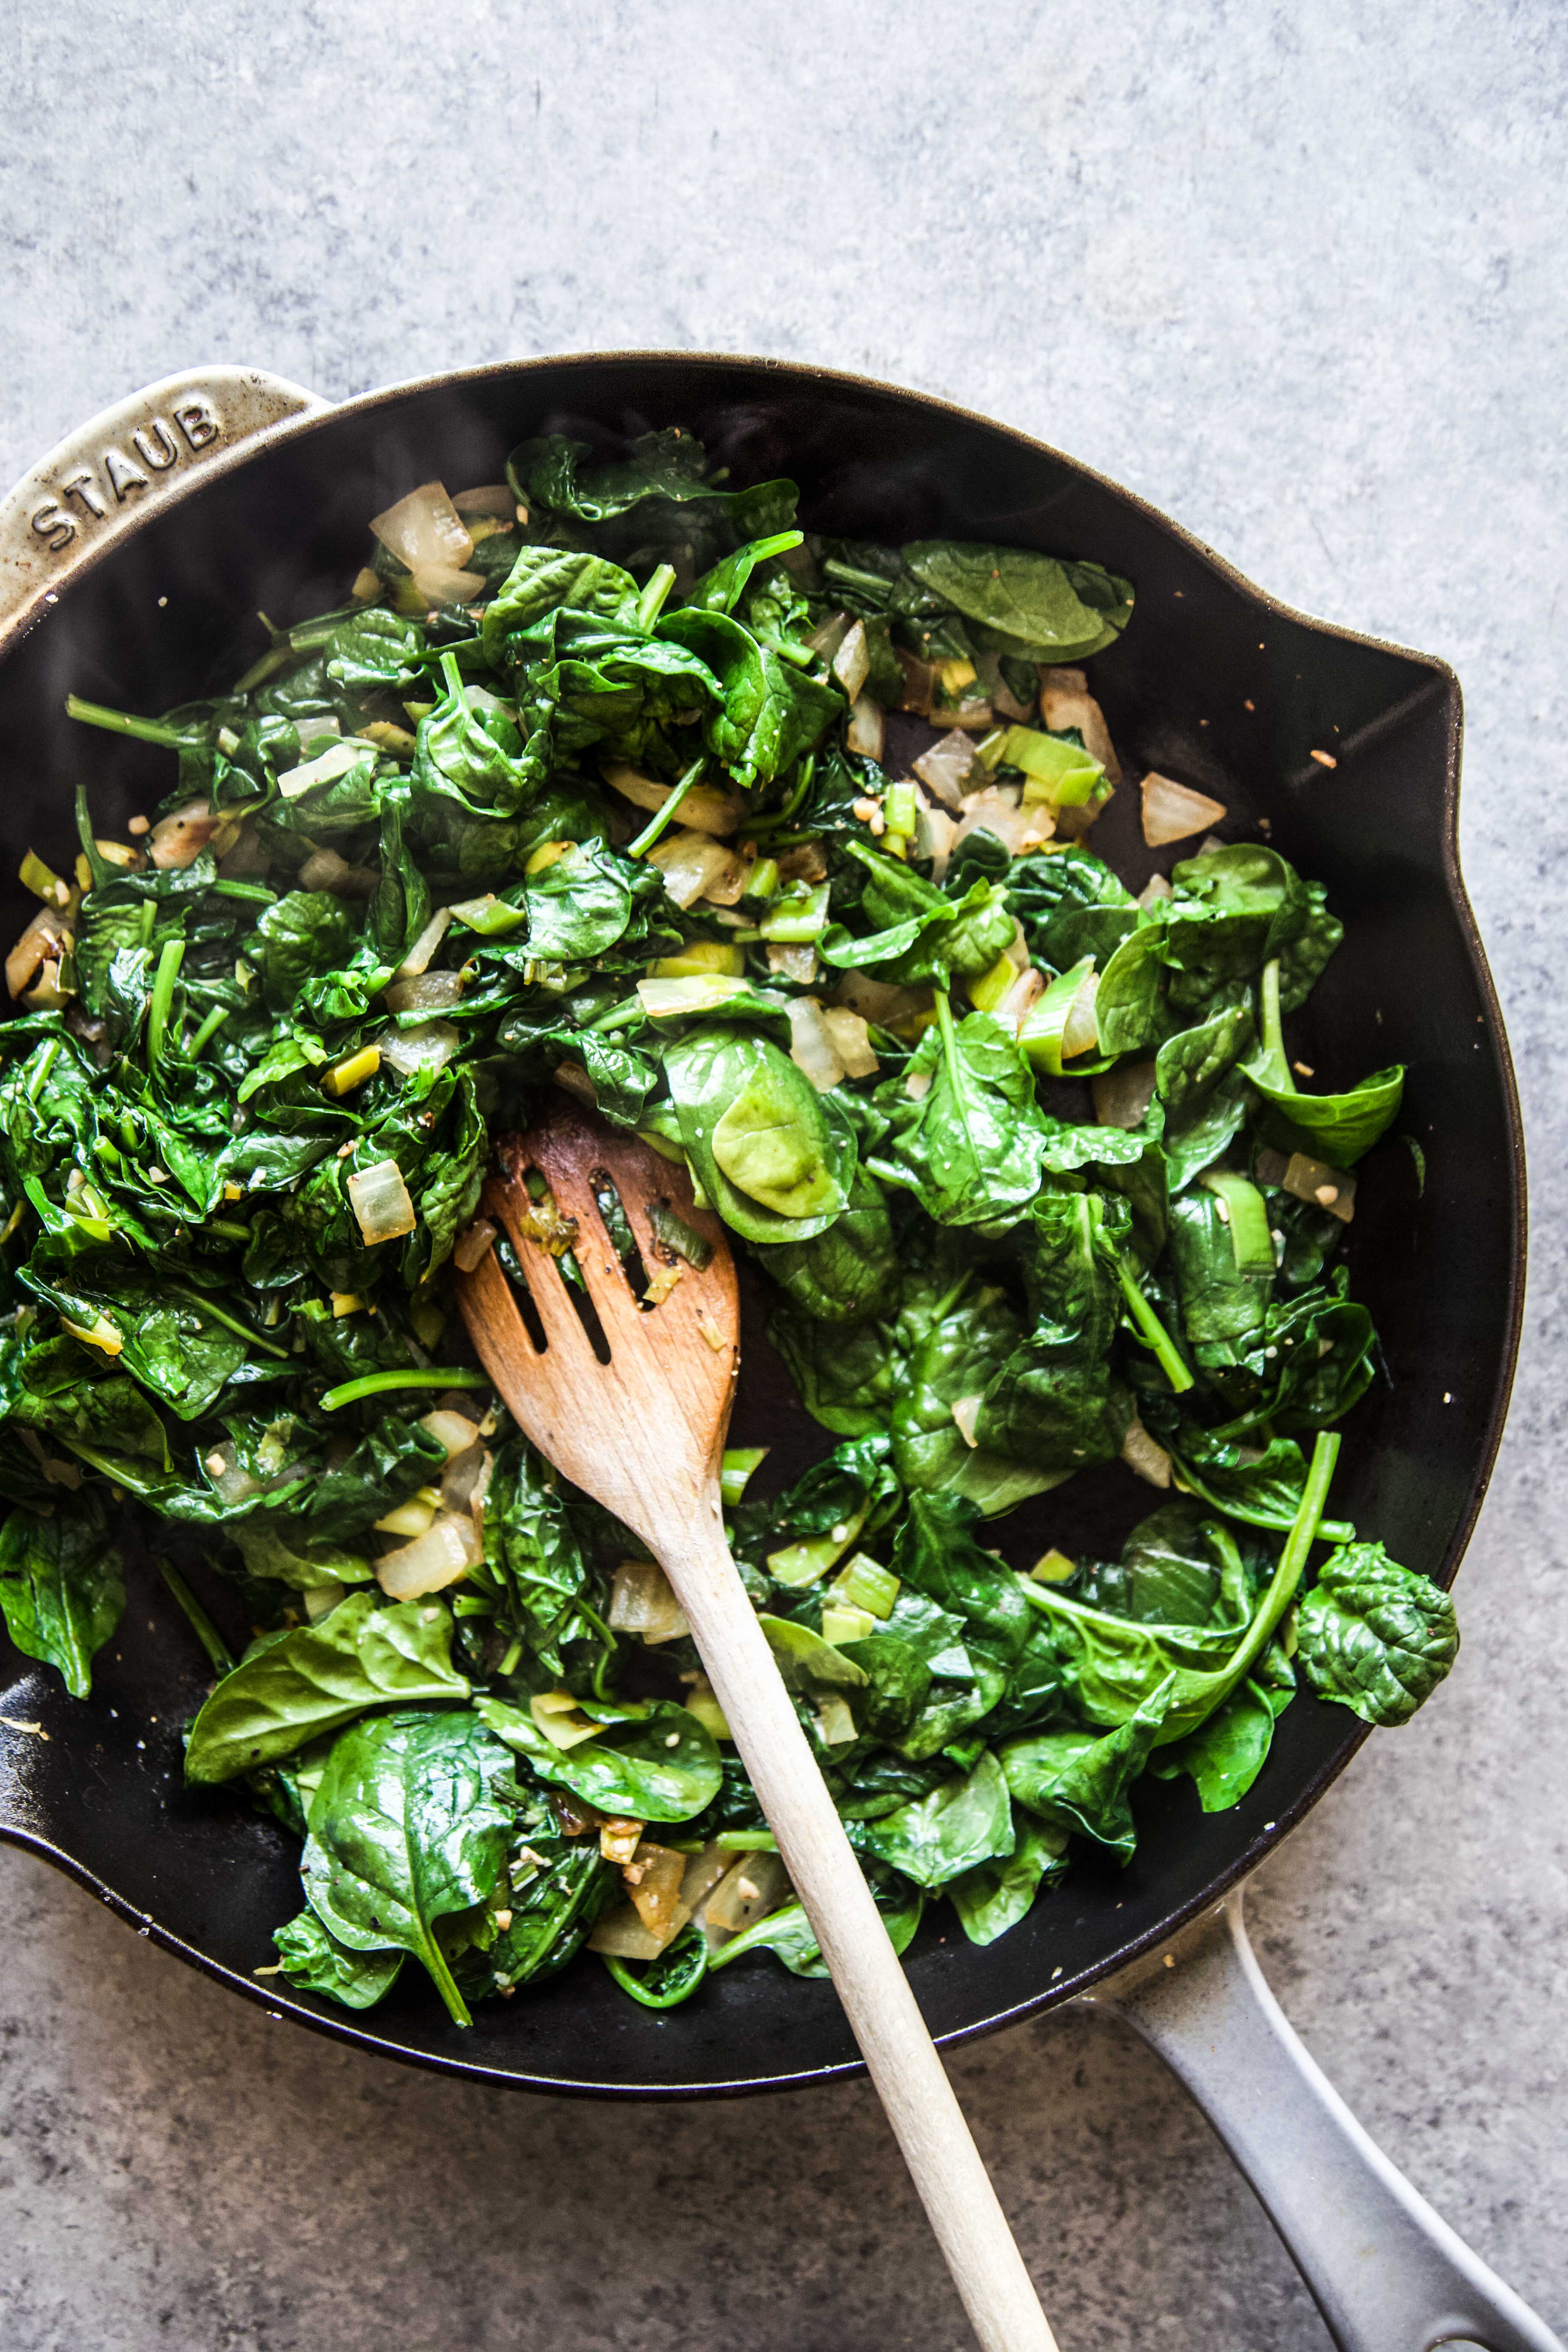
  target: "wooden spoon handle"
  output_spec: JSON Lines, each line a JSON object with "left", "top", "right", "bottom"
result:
{"left": 658, "top": 1495, "right": 1059, "bottom": 2352}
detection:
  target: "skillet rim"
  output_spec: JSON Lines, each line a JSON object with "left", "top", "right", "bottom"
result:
{"left": 0, "top": 351, "right": 1528, "bottom": 2096}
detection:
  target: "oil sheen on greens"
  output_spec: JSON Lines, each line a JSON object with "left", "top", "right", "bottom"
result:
{"left": 0, "top": 420, "right": 1452, "bottom": 2027}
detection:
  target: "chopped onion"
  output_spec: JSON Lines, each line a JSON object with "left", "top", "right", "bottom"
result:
{"left": 787, "top": 997, "right": 847, "bottom": 1092}
{"left": 831, "top": 970, "right": 931, "bottom": 1032}
{"left": 452, "top": 1218, "right": 496, "bottom": 1274}
{"left": 695, "top": 858, "right": 751, "bottom": 907}
{"left": 646, "top": 828, "right": 741, "bottom": 909}
{"left": 451, "top": 483, "right": 515, "bottom": 518}
{"left": 833, "top": 620, "right": 871, "bottom": 703}
{"left": 624, "top": 1844, "right": 688, "bottom": 1938}
{"left": 395, "top": 907, "right": 453, "bottom": 979}
{"left": 276, "top": 739, "right": 364, "bottom": 802}
{"left": 952, "top": 784, "right": 1053, "bottom": 857}
{"left": 347, "top": 1158, "right": 417, "bottom": 1245}
{"left": 441, "top": 1441, "right": 490, "bottom": 1516}
{"left": 602, "top": 762, "right": 743, "bottom": 838}
{"left": 370, "top": 481, "right": 474, "bottom": 585}
{"left": 896, "top": 647, "right": 934, "bottom": 715}
{"left": 588, "top": 1902, "right": 688, "bottom": 1960}
{"left": 805, "top": 610, "right": 851, "bottom": 662}
{"left": 951, "top": 1394, "right": 983, "bottom": 1449}
{"left": 996, "top": 966, "right": 1044, "bottom": 1034}
{"left": 203, "top": 1445, "right": 260, "bottom": 1507}
{"left": 6, "top": 905, "right": 68, "bottom": 999}
{"left": 1139, "top": 872, "right": 1174, "bottom": 906}
{"left": 302, "top": 1586, "right": 345, "bottom": 1622}
{"left": 677, "top": 1841, "right": 735, "bottom": 1919}
{"left": 608, "top": 1559, "right": 691, "bottom": 1644}
{"left": 1141, "top": 772, "right": 1228, "bottom": 846}
{"left": 1062, "top": 971, "right": 1101, "bottom": 1059}
{"left": 914, "top": 796, "right": 957, "bottom": 881}
{"left": 766, "top": 941, "right": 818, "bottom": 986}
{"left": 385, "top": 970, "right": 463, "bottom": 1015}
{"left": 913, "top": 729, "right": 980, "bottom": 809}
{"left": 1040, "top": 673, "right": 1121, "bottom": 783}
{"left": 821, "top": 1007, "right": 879, "bottom": 1078}
{"left": 149, "top": 800, "right": 225, "bottom": 869}
{"left": 299, "top": 846, "right": 379, "bottom": 897}
{"left": 380, "top": 1020, "right": 459, "bottom": 1080}
{"left": 703, "top": 1850, "right": 790, "bottom": 1936}
{"left": 1093, "top": 1060, "right": 1158, "bottom": 1129}
{"left": 846, "top": 696, "right": 884, "bottom": 760}
{"left": 552, "top": 1060, "right": 598, "bottom": 1109}
{"left": 1282, "top": 1152, "right": 1356, "bottom": 1224}
{"left": 1121, "top": 1414, "right": 1173, "bottom": 1489}
{"left": 376, "top": 1510, "right": 481, "bottom": 1600}
{"left": 419, "top": 1408, "right": 481, "bottom": 1461}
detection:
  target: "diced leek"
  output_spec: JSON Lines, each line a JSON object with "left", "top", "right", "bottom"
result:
{"left": 743, "top": 857, "right": 780, "bottom": 903}
{"left": 524, "top": 839, "right": 573, "bottom": 876}
{"left": 998, "top": 725, "right": 1104, "bottom": 807}
{"left": 758, "top": 882, "right": 830, "bottom": 944}
{"left": 968, "top": 951, "right": 1020, "bottom": 1014}
{"left": 821, "top": 1604, "right": 876, "bottom": 1645}
{"left": 1198, "top": 1170, "right": 1277, "bottom": 1273}
{"left": 447, "top": 892, "right": 527, "bottom": 936}
{"left": 935, "top": 657, "right": 977, "bottom": 693}
{"left": 767, "top": 1505, "right": 867, "bottom": 1588}
{"left": 530, "top": 1691, "right": 601, "bottom": 1751}
{"left": 649, "top": 938, "right": 746, "bottom": 980}
{"left": 1029, "top": 1548, "right": 1077, "bottom": 1584}
{"left": 720, "top": 1447, "right": 769, "bottom": 1508}
{"left": 883, "top": 780, "right": 917, "bottom": 837}
{"left": 19, "top": 850, "right": 70, "bottom": 907}
{"left": 830, "top": 1552, "right": 900, "bottom": 1619}
{"left": 1019, "top": 957, "right": 1100, "bottom": 1076}
{"left": 322, "top": 1044, "right": 381, "bottom": 1097}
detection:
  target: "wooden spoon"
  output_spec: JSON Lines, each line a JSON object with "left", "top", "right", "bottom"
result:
{"left": 457, "top": 1101, "right": 1058, "bottom": 2352}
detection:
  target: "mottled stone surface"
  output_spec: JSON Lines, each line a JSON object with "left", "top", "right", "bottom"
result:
{"left": 0, "top": 4, "right": 1564, "bottom": 2346}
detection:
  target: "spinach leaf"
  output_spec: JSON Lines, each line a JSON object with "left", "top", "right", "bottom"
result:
{"left": 663, "top": 1026, "right": 854, "bottom": 1243}
{"left": 599, "top": 1919, "right": 710, "bottom": 2008}
{"left": 974, "top": 1192, "right": 1133, "bottom": 1475}
{"left": 1297, "top": 1544, "right": 1459, "bottom": 1725}
{"left": 859, "top": 1748, "right": 1014, "bottom": 1889}
{"left": 274, "top": 1906, "right": 405, "bottom": 2009}
{"left": 1000, "top": 1680, "right": 1172, "bottom": 1861}
{"left": 482, "top": 545, "right": 642, "bottom": 651}
{"left": 659, "top": 607, "right": 840, "bottom": 788}
{"left": 184, "top": 1593, "right": 469, "bottom": 1784}
{"left": 476, "top": 1694, "right": 722, "bottom": 1822}
{"left": 476, "top": 1838, "right": 615, "bottom": 1993}
{"left": 1147, "top": 1678, "right": 1278, "bottom": 1812}
{"left": 948, "top": 1816, "right": 1069, "bottom": 1945}
{"left": 900, "top": 542, "right": 1133, "bottom": 662}
{"left": 301, "top": 1707, "right": 514, "bottom": 2026}
{"left": 0, "top": 1490, "right": 123, "bottom": 1699}
{"left": 1252, "top": 1066, "right": 1406, "bottom": 1165}
{"left": 872, "top": 1007, "right": 1045, "bottom": 1229}
{"left": 708, "top": 1857, "right": 922, "bottom": 1977}
{"left": 763, "top": 1167, "right": 899, "bottom": 1324}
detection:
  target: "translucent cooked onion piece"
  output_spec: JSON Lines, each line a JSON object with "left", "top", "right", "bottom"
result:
{"left": 1061, "top": 971, "right": 1102, "bottom": 1060}
{"left": 624, "top": 1844, "right": 689, "bottom": 1939}
{"left": 645, "top": 828, "right": 742, "bottom": 909}
{"left": 148, "top": 800, "right": 226, "bottom": 868}
{"left": 347, "top": 1157, "right": 417, "bottom": 1243}
{"left": 913, "top": 729, "right": 980, "bottom": 809}
{"left": 6, "top": 904, "right": 69, "bottom": 999}
{"left": 832, "top": 619, "right": 871, "bottom": 703}
{"left": 1121, "top": 1414, "right": 1173, "bottom": 1489}
{"left": 845, "top": 697, "right": 884, "bottom": 761}
{"left": 375, "top": 1511, "right": 481, "bottom": 1599}
{"left": 602, "top": 762, "right": 744, "bottom": 837}
{"left": 395, "top": 906, "right": 453, "bottom": 979}
{"left": 588, "top": 1901, "right": 689, "bottom": 1960}
{"left": 380, "top": 1020, "right": 459, "bottom": 1079}
{"left": 1039, "top": 668, "right": 1122, "bottom": 784}
{"left": 385, "top": 970, "right": 464, "bottom": 1015}
{"left": 370, "top": 480, "right": 474, "bottom": 584}
{"left": 1093, "top": 1060, "right": 1158, "bottom": 1129}
{"left": 1282, "top": 1151, "right": 1357, "bottom": 1223}
{"left": 820, "top": 1006, "right": 879, "bottom": 1078}
{"left": 703, "top": 1850, "right": 790, "bottom": 1936}
{"left": 787, "top": 998, "right": 847, "bottom": 1092}
{"left": 418, "top": 1408, "right": 482, "bottom": 1461}
{"left": 952, "top": 783, "right": 1054, "bottom": 857}
{"left": 608, "top": 1558, "right": 692, "bottom": 1644}
{"left": 452, "top": 1217, "right": 497, "bottom": 1274}
{"left": 1140, "top": 771, "right": 1227, "bottom": 846}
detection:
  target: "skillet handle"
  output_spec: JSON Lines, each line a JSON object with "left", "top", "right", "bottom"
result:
{"left": 0, "top": 366, "right": 328, "bottom": 647}
{"left": 1087, "top": 1888, "right": 1562, "bottom": 2352}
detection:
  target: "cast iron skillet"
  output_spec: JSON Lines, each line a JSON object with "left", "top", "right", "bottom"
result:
{"left": 0, "top": 355, "right": 1525, "bottom": 2092}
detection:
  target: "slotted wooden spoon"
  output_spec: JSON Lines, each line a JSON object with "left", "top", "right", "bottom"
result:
{"left": 456, "top": 1101, "right": 1057, "bottom": 2352}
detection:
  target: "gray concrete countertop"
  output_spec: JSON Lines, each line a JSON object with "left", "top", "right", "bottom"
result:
{"left": 1, "top": 5, "right": 1563, "bottom": 2346}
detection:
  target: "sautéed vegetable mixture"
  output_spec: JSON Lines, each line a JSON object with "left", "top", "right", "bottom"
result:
{"left": 0, "top": 426, "right": 1458, "bottom": 2021}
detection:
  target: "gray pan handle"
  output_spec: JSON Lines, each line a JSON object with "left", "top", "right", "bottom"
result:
{"left": 1087, "top": 1888, "right": 1561, "bottom": 2352}
{"left": 0, "top": 366, "right": 328, "bottom": 650}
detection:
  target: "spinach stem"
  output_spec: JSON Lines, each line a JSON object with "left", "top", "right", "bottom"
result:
{"left": 138, "top": 903, "right": 157, "bottom": 948}
{"left": 585, "top": 1000, "right": 646, "bottom": 1035}
{"left": 146, "top": 938, "right": 186, "bottom": 1068}
{"left": 210, "top": 879, "right": 276, "bottom": 905}
{"left": 420, "top": 1931, "right": 474, "bottom": 2030}
{"left": 1116, "top": 1260, "right": 1195, "bottom": 1394}
{"left": 745, "top": 754, "right": 815, "bottom": 837}
{"left": 64, "top": 693, "right": 187, "bottom": 749}
{"left": 318, "top": 1367, "right": 492, "bottom": 1412}
{"left": 189, "top": 1004, "right": 231, "bottom": 1059}
{"left": 158, "top": 1560, "right": 234, "bottom": 1675}
{"left": 628, "top": 759, "right": 705, "bottom": 858}
{"left": 1194, "top": 1430, "right": 1340, "bottom": 1708}
{"left": 1257, "top": 958, "right": 1293, "bottom": 1091}
{"left": 635, "top": 563, "right": 677, "bottom": 631}
{"left": 177, "top": 1288, "right": 291, "bottom": 1360}
{"left": 26, "top": 1041, "right": 61, "bottom": 1104}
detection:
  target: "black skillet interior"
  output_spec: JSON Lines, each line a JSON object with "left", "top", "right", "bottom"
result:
{"left": 0, "top": 357, "right": 1525, "bottom": 2094}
